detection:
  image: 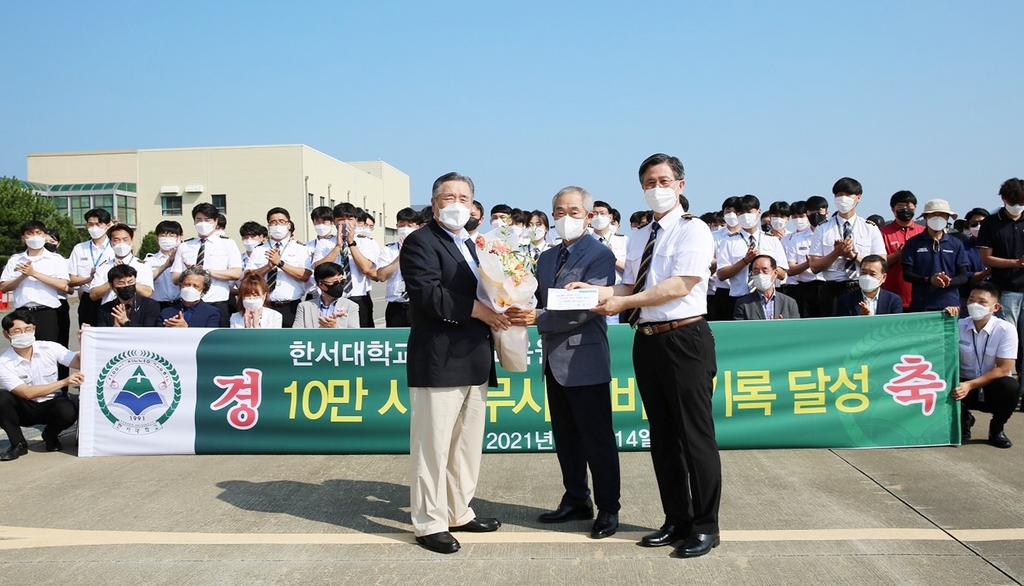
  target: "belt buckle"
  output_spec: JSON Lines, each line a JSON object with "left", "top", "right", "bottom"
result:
{"left": 640, "top": 325, "right": 654, "bottom": 336}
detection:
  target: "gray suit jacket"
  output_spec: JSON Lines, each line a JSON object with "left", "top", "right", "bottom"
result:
{"left": 733, "top": 290, "right": 801, "bottom": 320}
{"left": 535, "top": 234, "right": 616, "bottom": 387}
{"left": 292, "top": 297, "right": 361, "bottom": 328}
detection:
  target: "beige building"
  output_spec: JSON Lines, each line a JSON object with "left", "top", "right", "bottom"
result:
{"left": 25, "top": 144, "right": 410, "bottom": 246}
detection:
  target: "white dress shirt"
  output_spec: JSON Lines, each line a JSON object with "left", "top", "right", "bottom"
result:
{"left": 171, "top": 236, "right": 243, "bottom": 302}
{"left": 782, "top": 228, "right": 824, "bottom": 283}
{"left": 68, "top": 239, "right": 115, "bottom": 293}
{"left": 959, "top": 316, "right": 1017, "bottom": 380}
{"left": 716, "top": 230, "right": 789, "bottom": 297}
{"left": 377, "top": 243, "right": 409, "bottom": 302}
{"left": 144, "top": 251, "right": 180, "bottom": 302}
{"left": 90, "top": 254, "right": 155, "bottom": 304}
{"left": 0, "top": 342, "right": 77, "bottom": 402}
{"left": 248, "top": 238, "right": 313, "bottom": 302}
{"left": 1, "top": 250, "right": 70, "bottom": 309}
{"left": 808, "top": 214, "right": 885, "bottom": 281}
{"left": 229, "top": 307, "right": 284, "bottom": 328}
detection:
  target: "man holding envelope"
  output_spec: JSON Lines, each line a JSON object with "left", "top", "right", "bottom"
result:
{"left": 507, "top": 186, "right": 621, "bottom": 539}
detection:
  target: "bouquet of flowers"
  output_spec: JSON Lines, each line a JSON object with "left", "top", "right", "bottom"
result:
{"left": 476, "top": 225, "right": 538, "bottom": 372}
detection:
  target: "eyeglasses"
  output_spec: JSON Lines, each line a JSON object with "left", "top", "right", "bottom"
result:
{"left": 7, "top": 326, "right": 35, "bottom": 336}
{"left": 969, "top": 222, "right": 982, "bottom": 228}
{"left": 642, "top": 178, "right": 679, "bottom": 189}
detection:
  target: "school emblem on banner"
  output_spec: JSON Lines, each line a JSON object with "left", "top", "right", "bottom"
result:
{"left": 96, "top": 350, "right": 182, "bottom": 435}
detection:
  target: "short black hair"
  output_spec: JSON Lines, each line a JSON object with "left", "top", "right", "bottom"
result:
{"left": 510, "top": 209, "right": 527, "bottom": 225}
{"left": 738, "top": 194, "right": 761, "bottom": 213}
{"left": 609, "top": 208, "right": 621, "bottom": 224}
{"left": 721, "top": 196, "right": 740, "bottom": 212}
{"left": 191, "top": 202, "right": 219, "bottom": 220}
{"left": 889, "top": 190, "right": 917, "bottom": 208}
{"left": 311, "top": 206, "right": 334, "bottom": 223}
{"left": 529, "top": 210, "right": 550, "bottom": 230}
{"left": 107, "top": 263, "right": 137, "bottom": 284}
{"left": 832, "top": 177, "right": 863, "bottom": 196}
{"left": 471, "top": 201, "right": 484, "bottom": 216}
{"left": 107, "top": 223, "right": 134, "bottom": 240}
{"left": 239, "top": 221, "right": 267, "bottom": 238}
{"left": 418, "top": 207, "right": 434, "bottom": 224}
{"left": 789, "top": 201, "right": 808, "bottom": 216}
{"left": 45, "top": 228, "right": 60, "bottom": 242}
{"left": 964, "top": 207, "right": 989, "bottom": 224}
{"left": 699, "top": 212, "right": 716, "bottom": 224}
{"left": 768, "top": 201, "right": 791, "bottom": 216}
{"left": 357, "top": 209, "right": 375, "bottom": 224}
{"left": 314, "top": 261, "right": 344, "bottom": 282}
{"left": 806, "top": 195, "right": 829, "bottom": 211}
{"left": 971, "top": 280, "right": 1001, "bottom": 299}
{"left": 267, "top": 207, "right": 291, "bottom": 221}
{"left": 751, "top": 254, "right": 777, "bottom": 269}
{"left": 638, "top": 153, "right": 685, "bottom": 182}
{"left": 333, "top": 202, "right": 357, "bottom": 219}
{"left": 866, "top": 214, "right": 886, "bottom": 228}
{"left": 84, "top": 208, "right": 112, "bottom": 224}
{"left": 861, "top": 254, "right": 888, "bottom": 273}
{"left": 155, "top": 220, "right": 183, "bottom": 236}
{"left": 999, "top": 178, "right": 1024, "bottom": 206}
{"left": 216, "top": 214, "right": 227, "bottom": 230}
{"left": 396, "top": 207, "right": 419, "bottom": 223}
{"left": 679, "top": 194, "right": 690, "bottom": 212}
{"left": 593, "top": 200, "right": 611, "bottom": 212}
{"left": 491, "top": 204, "right": 512, "bottom": 216}
{"left": 20, "top": 220, "right": 46, "bottom": 235}
{"left": 2, "top": 308, "right": 34, "bottom": 332}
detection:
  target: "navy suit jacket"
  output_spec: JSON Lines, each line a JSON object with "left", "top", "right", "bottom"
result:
{"left": 157, "top": 300, "right": 222, "bottom": 328}
{"left": 836, "top": 288, "right": 903, "bottom": 316}
{"left": 97, "top": 295, "right": 161, "bottom": 327}
{"left": 399, "top": 220, "right": 495, "bottom": 388}
{"left": 535, "top": 234, "right": 616, "bottom": 387}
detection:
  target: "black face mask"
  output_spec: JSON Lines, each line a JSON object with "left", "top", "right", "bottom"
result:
{"left": 323, "top": 282, "right": 346, "bottom": 298}
{"left": 115, "top": 284, "right": 136, "bottom": 300}
{"left": 44, "top": 243, "right": 58, "bottom": 253}
{"left": 761, "top": 223, "right": 771, "bottom": 233}
{"left": 895, "top": 208, "right": 915, "bottom": 222}
{"left": 808, "top": 212, "right": 826, "bottom": 227}
{"left": 464, "top": 217, "right": 481, "bottom": 232}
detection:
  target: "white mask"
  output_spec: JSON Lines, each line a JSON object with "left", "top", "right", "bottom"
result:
{"left": 858, "top": 274, "right": 881, "bottom": 292}
{"left": 723, "top": 212, "right": 740, "bottom": 228}
{"left": 25, "top": 235, "right": 46, "bottom": 250}
{"left": 967, "top": 302, "right": 991, "bottom": 321}
{"left": 158, "top": 236, "right": 179, "bottom": 251}
{"left": 242, "top": 297, "right": 264, "bottom": 312}
{"left": 969, "top": 226, "right": 980, "bottom": 238}
{"left": 490, "top": 219, "right": 506, "bottom": 230}
{"left": 554, "top": 215, "right": 586, "bottom": 242}
{"left": 926, "top": 216, "right": 949, "bottom": 232}
{"left": 397, "top": 226, "right": 415, "bottom": 240}
{"left": 438, "top": 202, "right": 471, "bottom": 231}
{"left": 794, "top": 217, "right": 810, "bottom": 232}
{"left": 529, "top": 226, "right": 546, "bottom": 242}
{"left": 112, "top": 243, "right": 132, "bottom": 258}
{"left": 738, "top": 212, "right": 759, "bottom": 230}
{"left": 770, "top": 217, "right": 788, "bottom": 231}
{"left": 356, "top": 227, "right": 373, "bottom": 238}
{"left": 314, "top": 224, "right": 333, "bottom": 237}
{"left": 510, "top": 226, "right": 524, "bottom": 240}
{"left": 180, "top": 286, "right": 203, "bottom": 303}
{"left": 268, "top": 225, "right": 289, "bottom": 241}
{"left": 195, "top": 221, "right": 216, "bottom": 237}
{"left": 834, "top": 195, "right": 857, "bottom": 214}
{"left": 87, "top": 225, "right": 107, "bottom": 239}
{"left": 752, "top": 272, "right": 774, "bottom": 292}
{"left": 591, "top": 214, "right": 611, "bottom": 231}
{"left": 9, "top": 332, "right": 35, "bottom": 349}
{"left": 243, "top": 238, "right": 260, "bottom": 252}
{"left": 1005, "top": 204, "right": 1024, "bottom": 217}
{"left": 644, "top": 187, "right": 678, "bottom": 214}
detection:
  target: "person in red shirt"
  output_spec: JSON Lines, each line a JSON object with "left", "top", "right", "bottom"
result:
{"left": 879, "top": 190, "right": 925, "bottom": 309}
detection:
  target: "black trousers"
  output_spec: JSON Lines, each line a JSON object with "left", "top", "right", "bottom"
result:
{"left": 24, "top": 306, "right": 60, "bottom": 343}
{"left": 0, "top": 391, "right": 78, "bottom": 447}
{"left": 77, "top": 293, "right": 101, "bottom": 328}
{"left": 961, "top": 376, "right": 1018, "bottom": 433}
{"left": 633, "top": 318, "right": 721, "bottom": 534}
{"left": 269, "top": 299, "right": 301, "bottom": 328}
{"left": 544, "top": 369, "right": 621, "bottom": 513}
{"left": 349, "top": 295, "right": 375, "bottom": 328}
{"left": 819, "top": 280, "right": 858, "bottom": 318}
{"left": 706, "top": 289, "right": 734, "bottom": 322}
{"left": 56, "top": 299, "right": 72, "bottom": 386}
{"left": 385, "top": 301, "right": 412, "bottom": 328}
{"left": 786, "top": 281, "right": 824, "bottom": 318}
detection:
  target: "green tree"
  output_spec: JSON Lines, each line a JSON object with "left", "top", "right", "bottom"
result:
{"left": 0, "top": 177, "right": 81, "bottom": 266}
{"left": 138, "top": 230, "right": 159, "bottom": 258}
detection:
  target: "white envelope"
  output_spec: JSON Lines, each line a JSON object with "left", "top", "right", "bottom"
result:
{"left": 547, "top": 288, "right": 599, "bottom": 311}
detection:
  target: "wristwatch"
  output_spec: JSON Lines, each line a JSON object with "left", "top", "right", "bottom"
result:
{"left": 349, "top": 239, "right": 358, "bottom": 247}
{"left": 276, "top": 260, "right": 285, "bottom": 268}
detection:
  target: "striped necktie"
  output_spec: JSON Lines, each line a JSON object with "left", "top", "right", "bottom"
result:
{"left": 266, "top": 242, "right": 281, "bottom": 292}
{"left": 196, "top": 239, "right": 206, "bottom": 268}
{"left": 626, "top": 222, "right": 660, "bottom": 327}
{"left": 747, "top": 234, "right": 757, "bottom": 292}
{"left": 843, "top": 221, "right": 857, "bottom": 279}
{"left": 340, "top": 241, "right": 353, "bottom": 296}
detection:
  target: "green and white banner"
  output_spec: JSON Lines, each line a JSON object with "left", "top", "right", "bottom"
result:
{"left": 78, "top": 313, "right": 960, "bottom": 457}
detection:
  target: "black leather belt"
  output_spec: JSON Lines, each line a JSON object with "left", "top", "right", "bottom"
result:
{"left": 22, "top": 305, "right": 57, "bottom": 312}
{"left": 637, "top": 316, "right": 703, "bottom": 336}
{"left": 269, "top": 300, "right": 299, "bottom": 308}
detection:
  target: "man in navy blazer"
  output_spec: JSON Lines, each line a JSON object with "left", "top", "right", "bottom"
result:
{"left": 508, "top": 186, "right": 621, "bottom": 540}
{"left": 157, "top": 266, "right": 222, "bottom": 328}
{"left": 398, "top": 172, "right": 510, "bottom": 555}
{"left": 836, "top": 255, "right": 904, "bottom": 316}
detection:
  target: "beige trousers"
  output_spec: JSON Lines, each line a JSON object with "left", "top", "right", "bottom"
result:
{"left": 409, "top": 384, "right": 487, "bottom": 536}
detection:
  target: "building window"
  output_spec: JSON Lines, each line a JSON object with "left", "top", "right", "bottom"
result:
{"left": 329, "top": 199, "right": 335, "bottom": 209}
{"left": 70, "top": 195, "right": 91, "bottom": 225}
{"left": 162, "top": 196, "right": 183, "bottom": 216}
{"left": 212, "top": 194, "right": 227, "bottom": 213}
{"left": 308, "top": 193, "right": 314, "bottom": 210}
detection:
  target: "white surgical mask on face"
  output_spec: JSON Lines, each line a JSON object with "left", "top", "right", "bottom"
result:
{"left": 858, "top": 274, "right": 881, "bottom": 292}
{"left": 1005, "top": 203, "right": 1024, "bottom": 217}
{"left": 490, "top": 219, "right": 506, "bottom": 230}
{"left": 510, "top": 225, "right": 524, "bottom": 239}
{"left": 644, "top": 187, "right": 678, "bottom": 214}
{"left": 529, "top": 226, "right": 546, "bottom": 242}
{"left": 397, "top": 226, "right": 415, "bottom": 240}
{"left": 723, "top": 212, "right": 740, "bottom": 228}
{"left": 590, "top": 214, "right": 611, "bottom": 231}
{"left": 195, "top": 221, "right": 216, "bottom": 237}
{"left": 268, "top": 225, "right": 289, "bottom": 241}
{"left": 794, "top": 217, "right": 810, "bottom": 232}
{"left": 438, "top": 202, "right": 471, "bottom": 231}
{"left": 180, "top": 286, "right": 202, "bottom": 303}
{"left": 9, "top": 332, "right": 35, "bottom": 349}
{"left": 770, "top": 217, "right": 788, "bottom": 231}
{"left": 158, "top": 236, "right": 179, "bottom": 251}
{"left": 752, "top": 272, "right": 774, "bottom": 292}
{"left": 112, "top": 243, "right": 132, "bottom": 258}
{"left": 969, "top": 226, "right": 980, "bottom": 238}
{"left": 242, "top": 297, "right": 264, "bottom": 312}
{"left": 356, "top": 227, "right": 373, "bottom": 238}
{"left": 926, "top": 216, "right": 949, "bottom": 232}
{"left": 314, "top": 224, "right": 333, "bottom": 237}
{"left": 834, "top": 195, "right": 857, "bottom": 214}
{"left": 555, "top": 215, "right": 586, "bottom": 242}
{"left": 738, "top": 212, "right": 759, "bottom": 230}
{"left": 967, "top": 302, "right": 991, "bottom": 321}
{"left": 87, "top": 225, "right": 107, "bottom": 239}
{"left": 25, "top": 235, "right": 46, "bottom": 250}
{"left": 243, "top": 238, "right": 260, "bottom": 252}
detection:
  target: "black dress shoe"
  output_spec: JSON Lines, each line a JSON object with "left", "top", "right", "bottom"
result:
{"left": 640, "top": 524, "right": 686, "bottom": 547}
{"left": 449, "top": 517, "right": 501, "bottom": 532}
{"left": 415, "top": 531, "right": 460, "bottom": 554}
{"left": 1, "top": 443, "right": 28, "bottom": 462}
{"left": 538, "top": 502, "right": 594, "bottom": 523}
{"left": 961, "top": 412, "right": 975, "bottom": 441}
{"left": 590, "top": 511, "right": 618, "bottom": 539}
{"left": 989, "top": 430, "right": 1012, "bottom": 449}
{"left": 45, "top": 438, "right": 63, "bottom": 452}
{"left": 674, "top": 532, "right": 720, "bottom": 558}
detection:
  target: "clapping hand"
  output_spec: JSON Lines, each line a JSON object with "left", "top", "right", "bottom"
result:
{"left": 164, "top": 312, "right": 188, "bottom": 328}
{"left": 930, "top": 272, "right": 952, "bottom": 288}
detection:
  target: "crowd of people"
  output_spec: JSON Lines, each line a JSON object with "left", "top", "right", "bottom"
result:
{"left": 0, "top": 156, "right": 1021, "bottom": 558}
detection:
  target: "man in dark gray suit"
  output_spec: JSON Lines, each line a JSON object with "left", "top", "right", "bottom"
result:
{"left": 733, "top": 255, "right": 801, "bottom": 320}
{"left": 507, "top": 186, "right": 621, "bottom": 539}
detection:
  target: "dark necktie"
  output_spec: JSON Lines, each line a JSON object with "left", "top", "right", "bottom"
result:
{"left": 554, "top": 245, "right": 570, "bottom": 280}
{"left": 196, "top": 239, "right": 206, "bottom": 268}
{"left": 266, "top": 242, "right": 281, "bottom": 292}
{"left": 465, "top": 239, "right": 479, "bottom": 264}
{"left": 340, "top": 241, "right": 353, "bottom": 296}
{"left": 627, "top": 222, "right": 660, "bottom": 327}
{"left": 843, "top": 221, "right": 857, "bottom": 279}
{"left": 747, "top": 234, "right": 758, "bottom": 292}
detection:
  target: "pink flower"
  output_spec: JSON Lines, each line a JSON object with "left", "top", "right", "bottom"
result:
{"left": 475, "top": 235, "right": 486, "bottom": 249}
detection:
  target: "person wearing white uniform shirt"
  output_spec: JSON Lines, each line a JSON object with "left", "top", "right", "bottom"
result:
{"left": 145, "top": 220, "right": 183, "bottom": 310}
{"left": 375, "top": 207, "right": 420, "bottom": 327}
{"left": 312, "top": 203, "right": 380, "bottom": 328}
{"left": 246, "top": 208, "right": 312, "bottom": 328}
{"left": 171, "top": 202, "right": 243, "bottom": 327}
{"left": 944, "top": 282, "right": 1018, "bottom": 448}
{"left": 0, "top": 309, "right": 83, "bottom": 461}
{"left": 808, "top": 177, "right": 886, "bottom": 316}
{"left": 576, "top": 153, "right": 721, "bottom": 559}
{"left": 1, "top": 220, "right": 71, "bottom": 344}
{"left": 304, "top": 206, "right": 338, "bottom": 299}
{"left": 88, "top": 224, "right": 154, "bottom": 306}
{"left": 716, "top": 194, "right": 789, "bottom": 319}
{"left": 68, "top": 208, "right": 115, "bottom": 327}
{"left": 591, "top": 200, "right": 628, "bottom": 325}
{"left": 781, "top": 200, "right": 826, "bottom": 317}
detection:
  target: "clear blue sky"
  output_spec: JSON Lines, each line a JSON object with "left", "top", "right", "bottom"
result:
{"left": 3, "top": 1, "right": 1021, "bottom": 227}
